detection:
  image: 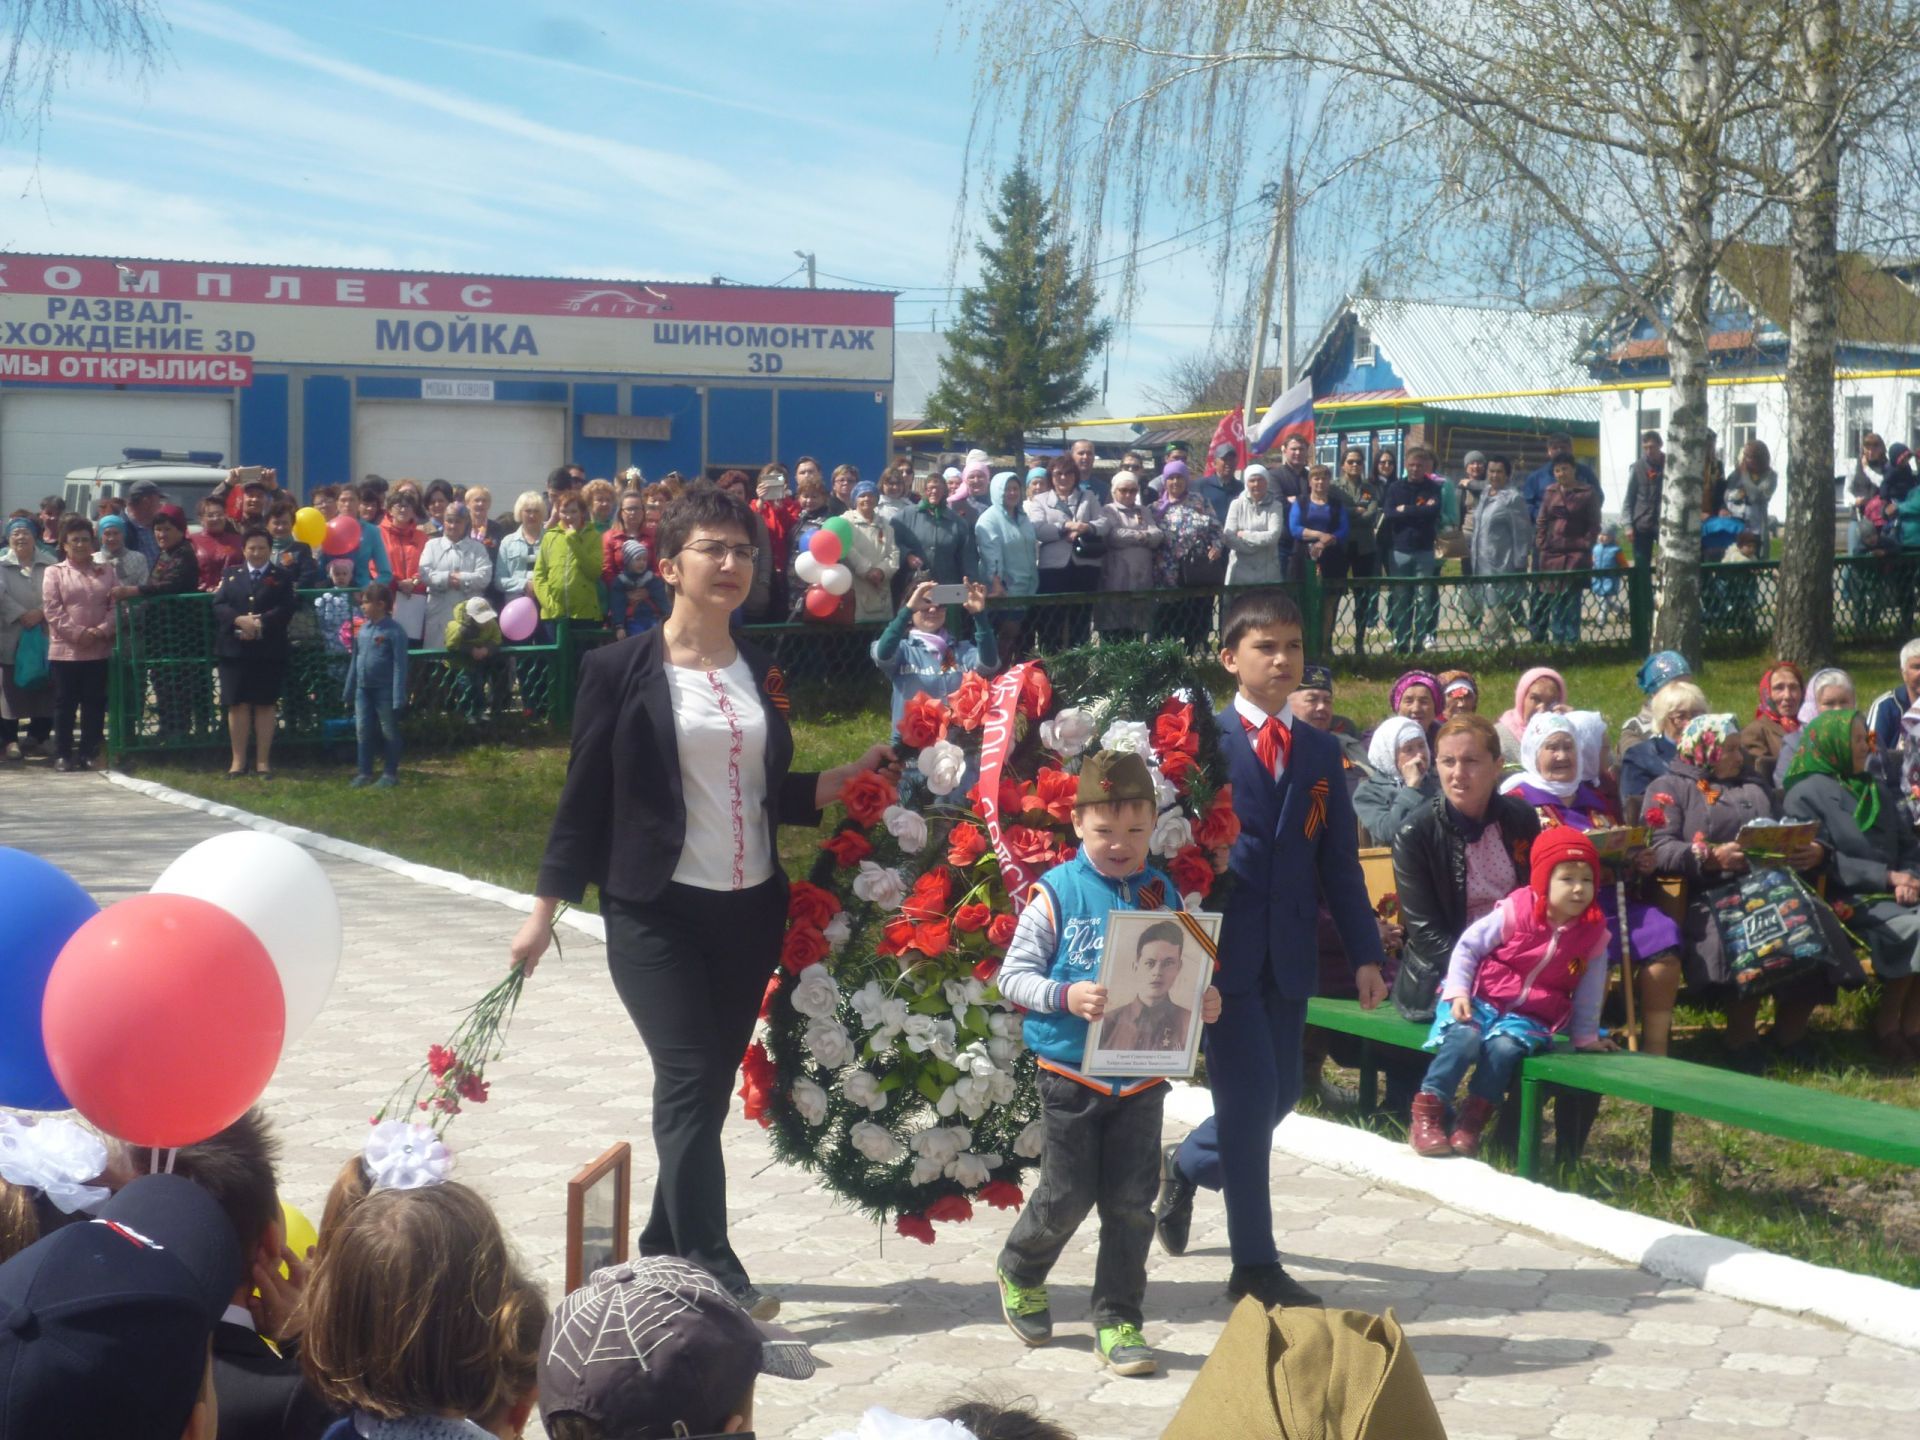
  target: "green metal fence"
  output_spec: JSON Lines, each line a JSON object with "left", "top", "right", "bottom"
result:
{"left": 105, "top": 555, "right": 1920, "bottom": 755}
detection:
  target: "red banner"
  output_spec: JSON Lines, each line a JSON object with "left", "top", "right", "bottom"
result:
{"left": 1204, "top": 406, "right": 1248, "bottom": 476}
{"left": 976, "top": 663, "right": 1044, "bottom": 912}
{"left": 0, "top": 349, "right": 251, "bottom": 387}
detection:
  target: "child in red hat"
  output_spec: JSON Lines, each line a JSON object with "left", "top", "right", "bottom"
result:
{"left": 1410, "top": 826, "right": 1616, "bottom": 1157}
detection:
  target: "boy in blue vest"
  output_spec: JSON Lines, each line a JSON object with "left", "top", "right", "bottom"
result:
{"left": 1155, "top": 589, "right": 1388, "bottom": 1309}
{"left": 995, "top": 749, "right": 1221, "bottom": 1377}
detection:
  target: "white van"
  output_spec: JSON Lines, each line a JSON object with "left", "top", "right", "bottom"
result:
{"left": 60, "top": 450, "right": 230, "bottom": 524}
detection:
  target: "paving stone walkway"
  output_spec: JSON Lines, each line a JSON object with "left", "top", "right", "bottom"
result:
{"left": 4, "top": 768, "right": 1915, "bottom": 1439}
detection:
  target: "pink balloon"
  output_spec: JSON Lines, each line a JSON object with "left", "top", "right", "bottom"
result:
{"left": 807, "top": 529, "right": 843, "bottom": 565}
{"left": 322, "top": 514, "right": 362, "bottom": 557}
{"left": 803, "top": 584, "right": 841, "bottom": 620}
{"left": 43, "top": 894, "right": 285, "bottom": 1148}
{"left": 499, "top": 595, "right": 539, "bottom": 642}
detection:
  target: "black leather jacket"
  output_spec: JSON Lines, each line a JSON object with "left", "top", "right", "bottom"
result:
{"left": 1388, "top": 792, "right": 1540, "bottom": 1021}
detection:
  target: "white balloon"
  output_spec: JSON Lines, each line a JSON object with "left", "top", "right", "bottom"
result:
{"left": 792, "top": 550, "right": 824, "bottom": 585}
{"left": 151, "top": 833, "right": 341, "bottom": 1042}
{"left": 819, "top": 562, "right": 853, "bottom": 596}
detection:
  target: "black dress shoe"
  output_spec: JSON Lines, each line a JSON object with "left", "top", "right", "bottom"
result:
{"left": 1228, "top": 1262, "right": 1324, "bottom": 1309}
{"left": 1153, "top": 1142, "right": 1195, "bottom": 1257}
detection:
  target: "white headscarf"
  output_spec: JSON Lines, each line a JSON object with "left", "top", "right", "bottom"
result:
{"left": 1367, "top": 716, "right": 1429, "bottom": 783}
{"left": 1566, "top": 710, "right": 1609, "bottom": 787}
{"left": 1500, "top": 710, "right": 1582, "bottom": 799}
{"left": 1799, "top": 667, "right": 1854, "bottom": 724}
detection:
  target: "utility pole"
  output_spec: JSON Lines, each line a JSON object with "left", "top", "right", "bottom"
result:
{"left": 794, "top": 250, "right": 817, "bottom": 288}
{"left": 1279, "top": 162, "right": 1296, "bottom": 392}
{"left": 1239, "top": 176, "right": 1287, "bottom": 453}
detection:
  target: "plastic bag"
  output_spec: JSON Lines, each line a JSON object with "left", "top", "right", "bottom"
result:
{"left": 12, "top": 623, "right": 48, "bottom": 690}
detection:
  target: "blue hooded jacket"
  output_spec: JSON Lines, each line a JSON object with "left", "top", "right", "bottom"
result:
{"left": 973, "top": 472, "right": 1039, "bottom": 597}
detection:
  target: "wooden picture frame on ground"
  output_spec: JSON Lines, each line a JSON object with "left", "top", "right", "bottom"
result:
{"left": 565, "top": 1141, "right": 631, "bottom": 1292}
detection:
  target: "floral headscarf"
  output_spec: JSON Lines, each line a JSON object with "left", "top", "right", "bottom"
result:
{"left": 1367, "top": 716, "right": 1429, "bottom": 784}
{"left": 1501, "top": 711, "right": 1582, "bottom": 800}
{"left": 1677, "top": 713, "right": 1739, "bottom": 769}
{"left": 1797, "top": 667, "right": 1853, "bottom": 725}
{"left": 1499, "top": 666, "right": 1566, "bottom": 741}
{"left": 1783, "top": 709, "right": 1880, "bottom": 831}
{"left": 1390, "top": 670, "right": 1442, "bottom": 718}
{"left": 1755, "top": 661, "right": 1804, "bottom": 732}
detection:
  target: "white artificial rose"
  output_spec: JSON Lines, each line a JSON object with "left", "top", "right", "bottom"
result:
{"left": 851, "top": 860, "right": 908, "bottom": 911}
{"left": 1150, "top": 810, "right": 1194, "bottom": 858}
{"left": 790, "top": 1078, "right": 828, "bottom": 1126}
{"left": 910, "top": 1154, "right": 946, "bottom": 1185}
{"left": 949, "top": 1077, "right": 990, "bottom": 1119}
{"left": 849, "top": 1121, "right": 903, "bottom": 1163}
{"left": 909, "top": 1125, "right": 970, "bottom": 1167}
{"left": 954, "top": 1040, "right": 998, "bottom": 1078}
{"left": 987, "top": 1035, "right": 1018, "bottom": 1067}
{"left": 850, "top": 980, "right": 888, "bottom": 1029}
{"left": 789, "top": 965, "right": 842, "bottom": 1020}
{"left": 987, "top": 1070, "right": 1018, "bottom": 1104}
{"left": 902, "top": 1014, "right": 957, "bottom": 1062}
{"left": 883, "top": 805, "right": 929, "bottom": 853}
{"left": 943, "top": 977, "right": 987, "bottom": 1016}
{"left": 1099, "top": 719, "right": 1152, "bottom": 755}
{"left": 946, "top": 1150, "right": 1003, "bottom": 1188}
{"left": 1040, "top": 706, "right": 1096, "bottom": 758}
{"left": 1182, "top": 892, "right": 1205, "bottom": 911}
{"left": 842, "top": 1069, "right": 888, "bottom": 1112}
{"left": 823, "top": 911, "right": 852, "bottom": 953}
{"left": 1150, "top": 763, "right": 1179, "bottom": 813}
{"left": 803, "top": 1019, "right": 855, "bottom": 1069}
{"left": 1013, "top": 1119, "right": 1047, "bottom": 1158}
{"left": 935, "top": 1086, "right": 961, "bottom": 1118}
{"left": 918, "top": 740, "right": 968, "bottom": 797}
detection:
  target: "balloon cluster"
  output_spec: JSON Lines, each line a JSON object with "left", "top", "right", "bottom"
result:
{"left": 320, "top": 514, "right": 363, "bottom": 559}
{"left": 0, "top": 835, "right": 342, "bottom": 1149}
{"left": 794, "top": 516, "right": 856, "bottom": 620}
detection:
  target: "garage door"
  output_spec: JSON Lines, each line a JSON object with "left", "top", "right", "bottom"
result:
{"left": 1, "top": 390, "right": 233, "bottom": 514}
{"left": 355, "top": 401, "right": 566, "bottom": 498}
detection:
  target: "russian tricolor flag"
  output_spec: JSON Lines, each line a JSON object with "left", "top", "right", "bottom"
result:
{"left": 1248, "top": 376, "right": 1315, "bottom": 455}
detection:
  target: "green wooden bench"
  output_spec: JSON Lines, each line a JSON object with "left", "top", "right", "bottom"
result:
{"left": 1305, "top": 997, "right": 1920, "bottom": 1182}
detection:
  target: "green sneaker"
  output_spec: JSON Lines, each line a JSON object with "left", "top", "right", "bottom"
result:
{"left": 1097, "top": 1322, "right": 1156, "bottom": 1377}
{"left": 996, "top": 1267, "right": 1052, "bottom": 1346}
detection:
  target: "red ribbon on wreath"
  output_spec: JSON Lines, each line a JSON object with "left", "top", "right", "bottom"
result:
{"left": 976, "top": 662, "right": 1045, "bottom": 909}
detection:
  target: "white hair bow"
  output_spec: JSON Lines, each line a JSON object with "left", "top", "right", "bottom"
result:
{"left": 0, "top": 1114, "right": 111, "bottom": 1215}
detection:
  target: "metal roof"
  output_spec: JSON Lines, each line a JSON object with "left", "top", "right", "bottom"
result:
{"left": 1305, "top": 295, "right": 1604, "bottom": 424}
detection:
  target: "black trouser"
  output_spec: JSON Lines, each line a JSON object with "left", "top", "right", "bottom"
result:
{"left": 49, "top": 659, "right": 108, "bottom": 762}
{"left": 604, "top": 877, "right": 787, "bottom": 1294}
{"left": 1348, "top": 550, "right": 1380, "bottom": 641}
{"left": 999, "top": 1071, "right": 1164, "bottom": 1328}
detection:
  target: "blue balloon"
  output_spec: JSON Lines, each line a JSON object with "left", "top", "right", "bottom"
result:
{"left": 0, "top": 847, "right": 98, "bottom": 1110}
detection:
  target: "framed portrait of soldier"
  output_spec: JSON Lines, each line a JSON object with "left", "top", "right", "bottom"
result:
{"left": 1081, "top": 910, "right": 1220, "bottom": 1078}
{"left": 565, "top": 1142, "right": 631, "bottom": 1293}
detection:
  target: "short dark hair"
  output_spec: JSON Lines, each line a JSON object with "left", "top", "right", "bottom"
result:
{"left": 1552, "top": 454, "right": 1577, "bottom": 472}
{"left": 356, "top": 480, "right": 386, "bottom": 506}
{"left": 1136, "top": 918, "right": 1185, "bottom": 958}
{"left": 361, "top": 581, "right": 394, "bottom": 608}
{"left": 1487, "top": 454, "right": 1513, "bottom": 474}
{"left": 40, "top": 495, "right": 65, "bottom": 514}
{"left": 1220, "top": 589, "right": 1304, "bottom": 651}
{"left": 546, "top": 465, "right": 580, "bottom": 492}
{"left": 424, "top": 479, "right": 454, "bottom": 504}
{"left": 268, "top": 495, "right": 297, "bottom": 519}
{"left": 656, "top": 484, "right": 754, "bottom": 567}
{"left": 241, "top": 524, "right": 272, "bottom": 545}
{"left": 939, "top": 1401, "right": 1078, "bottom": 1440}
{"left": 1640, "top": 430, "right": 1663, "bottom": 445}
{"left": 57, "top": 514, "right": 94, "bottom": 543}
{"left": 171, "top": 1106, "right": 281, "bottom": 1251}
{"left": 794, "top": 454, "right": 821, "bottom": 472}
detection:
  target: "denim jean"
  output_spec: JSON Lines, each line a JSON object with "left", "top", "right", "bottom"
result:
{"left": 354, "top": 686, "right": 403, "bottom": 778}
{"left": 998, "top": 1071, "right": 1164, "bottom": 1327}
{"left": 1387, "top": 549, "right": 1439, "bottom": 652}
{"left": 1419, "top": 1024, "right": 1531, "bottom": 1105}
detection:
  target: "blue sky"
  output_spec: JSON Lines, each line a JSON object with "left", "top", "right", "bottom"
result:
{"left": 0, "top": 0, "right": 1306, "bottom": 415}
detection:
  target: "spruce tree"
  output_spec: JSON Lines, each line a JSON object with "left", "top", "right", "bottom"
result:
{"left": 927, "top": 162, "right": 1111, "bottom": 455}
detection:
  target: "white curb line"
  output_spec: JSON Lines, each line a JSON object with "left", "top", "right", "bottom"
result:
{"left": 1163, "top": 1084, "right": 1920, "bottom": 1351}
{"left": 106, "top": 767, "right": 1920, "bottom": 1350}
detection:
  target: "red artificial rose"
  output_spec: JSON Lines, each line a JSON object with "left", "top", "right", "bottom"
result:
{"left": 896, "top": 1212, "right": 935, "bottom": 1245}
{"left": 1027, "top": 767, "right": 1079, "bottom": 825}
{"left": 1152, "top": 703, "right": 1200, "bottom": 758}
{"left": 948, "top": 824, "right": 990, "bottom": 868}
{"left": 1643, "top": 805, "right": 1669, "bottom": 829}
{"left": 1159, "top": 749, "right": 1199, "bottom": 790}
{"left": 1194, "top": 795, "right": 1242, "bottom": 850}
{"left": 902, "top": 867, "right": 953, "bottom": 922}
{"left": 1057, "top": 846, "right": 1077, "bottom": 864}
{"left": 876, "top": 917, "right": 917, "bottom": 958}
{"left": 949, "top": 672, "right": 993, "bottom": 731}
{"left": 758, "top": 972, "right": 782, "bottom": 1019}
{"left": 839, "top": 769, "right": 895, "bottom": 829}
{"left": 780, "top": 924, "right": 830, "bottom": 973}
{"left": 900, "top": 692, "right": 949, "bottom": 749}
{"left": 973, "top": 955, "right": 1003, "bottom": 982}
{"left": 953, "top": 902, "right": 992, "bottom": 933}
{"left": 427, "top": 1044, "right": 457, "bottom": 1079}
{"left": 1170, "top": 844, "right": 1215, "bottom": 899}
{"left": 787, "top": 880, "right": 839, "bottom": 929}
{"left": 820, "top": 829, "right": 875, "bottom": 868}
{"left": 925, "top": 1194, "right": 974, "bottom": 1224}
{"left": 910, "top": 919, "right": 952, "bottom": 958}
{"left": 987, "top": 913, "right": 1017, "bottom": 947}
{"left": 737, "top": 1042, "right": 776, "bottom": 1127}
{"left": 978, "top": 1180, "right": 1024, "bottom": 1211}
{"left": 1003, "top": 825, "right": 1060, "bottom": 870}
{"left": 1017, "top": 666, "right": 1053, "bottom": 721}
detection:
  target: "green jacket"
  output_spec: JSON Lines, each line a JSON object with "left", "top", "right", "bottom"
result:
{"left": 443, "top": 613, "right": 504, "bottom": 670}
{"left": 533, "top": 526, "right": 602, "bottom": 622}
{"left": 1896, "top": 485, "right": 1920, "bottom": 550}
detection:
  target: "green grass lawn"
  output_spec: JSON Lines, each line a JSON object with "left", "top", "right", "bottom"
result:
{"left": 123, "top": 644, "right": 1920, "bottom": 1286}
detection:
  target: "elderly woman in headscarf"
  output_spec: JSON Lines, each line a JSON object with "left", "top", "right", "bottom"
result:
{"left": 1566, "top": 709, "right": 1617, "bottom": 809}
{"left": 1772, "top": 666, "right": 1856, "bottom": 790}
{"left": 1739, "top": 661, "right": 1804, "bottom": 777}
{"left": 844, "top": 479, "right": 900, "bottom": 623}
{"left": 1496, "top": 665, "right": 1567, "bottom": 765}
{"left": 1645, "top": 714, "right": 1846, "bottom": 1070}
{"left": 1354, "top": 716, "right": 1438, "bottom": 845}
{"left": 1620, "top": 649, "right": 1692, "bottom": 752}
{"left": 1438, "top": 670, "right": 1478, "bottom": 718}
{"left": 1502, "top": 710, "right": 1685, "bottom": 1053}
{"left": 1785, "top": 710, "right": 1920, "bottom": 1062}
{"left": 1387, "top": 670, "right": 1443, "bottom": 747}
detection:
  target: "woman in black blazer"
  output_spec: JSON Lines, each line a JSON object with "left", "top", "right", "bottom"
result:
{"left": 211, "top": 525, "right": 299, "bottom": 778}
{"left": 512, "top": 485, "right": 894, "bottom": 1318}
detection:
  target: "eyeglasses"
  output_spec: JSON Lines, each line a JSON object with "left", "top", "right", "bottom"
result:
{"left": 680, "top": 540, "right": 759, "bottom": 566}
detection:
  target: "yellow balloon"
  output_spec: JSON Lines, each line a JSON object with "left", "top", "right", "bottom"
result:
{"left": 279, "top": 1199, "right": 318, "bottom": 1277}
{"left": 292, "top": 506, "right": 328, "bottom": 549}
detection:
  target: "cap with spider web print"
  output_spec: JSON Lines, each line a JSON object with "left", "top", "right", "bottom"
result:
{"left": 539, "top": 1256, "right": 814, "bottom": 1437}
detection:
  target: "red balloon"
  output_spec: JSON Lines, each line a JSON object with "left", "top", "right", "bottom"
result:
{"left": 323, "top": 514, "right": 362, "bottom": 557}
{"left": 804, "top": 584, "right": 841, "bottom": 619}
{"left": 807, "top": 529, "right": 843, "bottom": 565}
{"left": 43, "top": 894, "right": 286, "bottom": 1148}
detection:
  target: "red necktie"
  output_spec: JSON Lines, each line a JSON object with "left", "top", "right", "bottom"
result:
{"left": 1243, "top": 713, "right": 1291, "bottom": 778}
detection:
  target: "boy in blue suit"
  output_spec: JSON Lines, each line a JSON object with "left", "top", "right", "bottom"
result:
{"left": 1155, "top": 590, "right": 1388, "bottom": 1308}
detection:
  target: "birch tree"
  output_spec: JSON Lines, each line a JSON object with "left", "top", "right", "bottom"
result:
{"left": 0, "top": 1, "right": 166, "bottom": 147}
